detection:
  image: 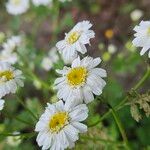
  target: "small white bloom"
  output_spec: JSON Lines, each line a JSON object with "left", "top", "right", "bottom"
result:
{"left": 132, "top": 20, "right": 150, "bottom": 58}
{"left": 7, "top": 131, "right": 21, "bottom": 146}
{"left": 108, "top": 44, "right": 117, "bottom": 54}
{"left": 41, "top": 57, "right": 53, "bottom": 71}
{"left": 0, "top": 99, "right": 5, "bottom": 111}
{"left": 32, "top": 0, "right": 52, "bottom": 6}
{"left": 0, "top": 62, "right": 24, "bottom": 98}
{"left": 55, "top": 56, "right": 107, "bottom": 104}
{"left": 41, "top": 47, "right": 59, "bottom": 71}
{"left": 35, "top": 100, "right": 88, "bottom": 150}
{"left": 130, "top": 9, "right": 143, "bottom": 21}
{"left": 56, "top": 20, "right": 95, "bottom": 63}
{"left": 6, "top": 0, "right": 29, "bottom": 15}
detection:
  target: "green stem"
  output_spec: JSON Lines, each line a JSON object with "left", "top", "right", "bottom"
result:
{"left": 81, "top": 136, "right": 124, "bottom": 147}
{"left": 15, "top": 117, "right": 34, "bottom": 126}
{"left": 16, "top": 96, "right": 38, "bottom": 121}
{"left": 111, "top": 107, "right": 130, "bottom": 150}
{"left": 88, "top": 67, "right": 150, "bottom": 127}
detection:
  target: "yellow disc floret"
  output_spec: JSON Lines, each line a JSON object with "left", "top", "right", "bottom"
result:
{"left": 49, "top": 112, "right": 69, "bottom": 133}
{"left": 0, "top": 70, "right": 14, "bottom": 82}
{"left": 67, "top": 67, "right": 87, "bottom": 87}
{"left": 12, "top": 0, "right": 20, "bottom": 5}
{"left": 67, "top": 31, "right": 80, "bottom": 44}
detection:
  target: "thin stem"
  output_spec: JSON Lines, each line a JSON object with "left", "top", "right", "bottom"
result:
{"left": 111, "top": 107, "right": 130, "bottom": 150}
{"left": 81, "top": 136, "right": 124, "bottom": 147}
{"left": 88, "top": 67, "right": 150, "bottom": 127}
{"left": 15, "top": 117, "right": 34, "bottom": 126}
{"left": 16, "top": 96, "right": 38, "bottom": 121}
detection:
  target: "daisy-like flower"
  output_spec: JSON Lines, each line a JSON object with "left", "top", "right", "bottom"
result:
{"left": 35, "top": 100, "right": 88, "bottom": 150}
{"left": 56, "top": 20, "right": 95, "bottom": 63}
{"left": 0, "top": 62, "right": 24, "bottom": 98}
{"left": 6, "top": 0, "right": 29, "bottom": 15}
{"left": 32, "top": 0, "right": 52, "bottom": 6}
{"left": 54, "top": 56, "right": 107, "bottom": 104}
{"left": 132, "top": 20, "right": 150, "bottom": 58}
{"left": 0, "top": 99, "right": 5, "bottom": 111}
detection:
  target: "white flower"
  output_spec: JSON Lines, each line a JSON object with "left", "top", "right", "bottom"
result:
{"left": 41, "top": 57, "right": 53, "bottom": 71}
{"left": 32, "top": 0, "right": 52, "bottom": 6}
{"left": 6, "top": 0, "right": 29, "bottom": 15}
{"left": 132, "top": 20, "right": 150, "bottom": 58}
{"left": 54, "top": 56, "right": 107, "bottom": 104}
{"left": 0, "top": 50, "right": 18, "bottom": 65}
{"left": 0, "top": 62, "right": 24, "bottom": 98}
{"left": 130, "top": 9, "right": 143, "bottom": 21}
{"left": 7, "top": 131, "right": 22, "bottom": 146}
{"left": 108, "top": 44, "right": 117, "bottom": 54}
{"left": 0, "top": 99, "right": 5, "bottom": 111}
{"left": 56, "top": 20, "right": 95, "bottom": 63}
{"left": 35, "top": 100, "right": 88, "bottom": 150}
{"left": 41, "top": 47, "right": 59, "bottom": 71}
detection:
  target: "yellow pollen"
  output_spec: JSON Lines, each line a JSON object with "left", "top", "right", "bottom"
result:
{"left": 67, "top": 32, "right": 80, "bottom": 44}
{"left": 67, "top": 67, "right": 87, "bottom": 87}
{"left": 0, "top": 70, "right": 14, "bottom": 82}
{"left": 49, "top": 112, "right": 69, "bottom": 133}
{"left": 12, "top": 0, "right": 20, "bottom": 5}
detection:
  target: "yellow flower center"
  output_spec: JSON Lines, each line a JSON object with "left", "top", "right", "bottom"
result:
{"left": 67, "top": 67, "right": 87, "bottom": 87}
{"left": 49, "top": 112, "right": 69, "bottom": 133}
{"left": 67, "top": 32, "right": 80, "bottom": 44}
{"left": 0, "top": 70, "right": 14, "bottom": 82}
{"left": 105, "top": 29, "right": 114, "bottom": 39}
{"left": 12, "top": 0, "right": 20, "bottom": 5}
{"left": 147, "top": 27, "right": 150, "bottom": 36}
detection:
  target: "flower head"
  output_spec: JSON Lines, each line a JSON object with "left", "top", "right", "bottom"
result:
{"left": 132, "top": 20, "right": 150, "bottom": 58}
{"left": 56, "top": 21, "right": 95, "bottom": 63}
{"left": 0, "top": 62, "right": 24, "bottom": 98}
{"left": 35, "top": 100, "right": 88, "bottom": 150}
{"left": 6, "top": 0, "right": 29, "bottom": 15}
{"left": 0, "top": 99, "right": 5, "bottom": 111}
{"left": 55, "top": 56, "right": 107, "bottom": 104}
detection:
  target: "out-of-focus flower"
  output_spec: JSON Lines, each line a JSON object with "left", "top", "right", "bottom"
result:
{"left": 108, "top": 44, "right": 117, "bottom": 54}
{"left": 104, "top": 29, "right": 114, "bottom": 39}
{"left": 32, "top": 0, "right": 52, "bottom": 6}
{"left": 41, "top": 47, "right": 59, "bottom": 71}
{"left": 55, "top": 56, "right": 107, "bottom": 104}
{"left": 6, "top": 0, "right": 29, "bottom": 15}
{"left": 0, "top": 62, "right": 24, "bottom": 98}
{"left": 35, "top": 100, "right": 88, "bottom": 150}
{"left": 59, "top": 0, "right": 72, "bottom": 2}
{"left": 132, "top": 20, "right": 150, "bottom": 58}
{"left": 102, "top": 52, "right": 111, "bottom": 62}
{"left": 130, "top": 9, "right": 143, "bottom": 21}
{"left": 7, "top": 132, "right": 21, "bottom": 146}
{"left": 33, "top": 80, "right": 42, "bottom": 90}
{"left": 0, "top": 99, "right": 5, "bottom": 111}
{"left": 56, "top": 20, "right": 95, "bottom": 64}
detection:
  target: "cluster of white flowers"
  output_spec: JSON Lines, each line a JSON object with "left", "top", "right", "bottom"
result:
{"left": 6, "top": 0, "right": 72, "bottom": 15}
{"left": 0, "top": 35, "right": 21, "bottom": 64}
{"left": 41, "top": 47, "right": 59, "bottom": 71}
{"left": 35, "top": 20, "right": 107, "bottom": 150}
{"left": 132, "top": 20, "right": 150, "bottom": 58}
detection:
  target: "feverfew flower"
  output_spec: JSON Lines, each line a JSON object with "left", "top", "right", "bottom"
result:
{"left": 6, "top": 0, "right": 29, "bottom": 15}
{"left": 35, "top": 100, "right": 88, "bottom": 150}
{"left": 0, "top": 99, "right": 5, "bottom": 111}
{"left": 56, "top": 21, "right": 95, "bottom": 63}
{"left": 55, "top": 56, "right": 107, "bottom": 104}
{"left": 32, "top": 0, "right": 52, "bottom": 6}
{"left": 0, "top": 62, "right": 24, "bottom": 98}
{"left": 41, "top": 47, "right": 59, "bottom": 71}
{"left": 132, "top": 20, "right": 150, "bottom": 58}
